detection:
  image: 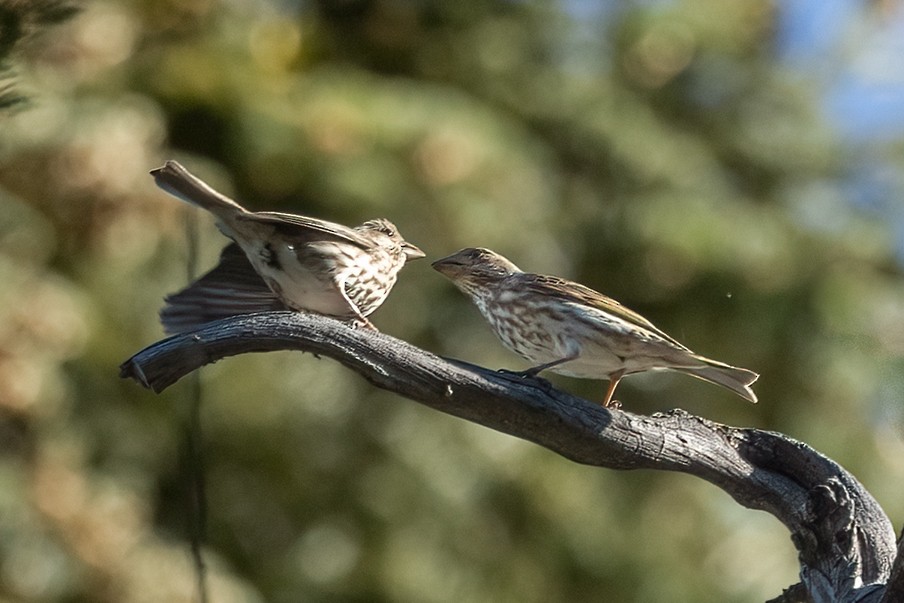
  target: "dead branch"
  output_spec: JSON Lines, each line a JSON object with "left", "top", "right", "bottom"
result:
{"left": 120, "top": 311, "right": 899, "bottom": 603}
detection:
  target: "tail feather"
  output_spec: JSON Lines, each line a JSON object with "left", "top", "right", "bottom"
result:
{"left": 150, "top": 160, "right": 247, "bottom": 219}
{"left": 680, "top": 358, "right": 759, "bottom": 403}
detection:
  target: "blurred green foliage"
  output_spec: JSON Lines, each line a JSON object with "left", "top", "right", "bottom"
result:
{"left": 2, "top": 0, "right": 904, "bottom": 601}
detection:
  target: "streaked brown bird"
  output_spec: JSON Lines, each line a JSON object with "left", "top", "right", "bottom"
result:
{"left": 153, "top": 160, "right": 424, "bottom": 333}
{"left": 432, "top": 247, "right": 758, "bottom": 407}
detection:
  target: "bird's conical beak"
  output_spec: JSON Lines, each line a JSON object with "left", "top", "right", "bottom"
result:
{"left": 403, "top": 242, "right": 426, "bottom": 260}
{"left": 430, "top": 254, "right": 461, "bottom": 276}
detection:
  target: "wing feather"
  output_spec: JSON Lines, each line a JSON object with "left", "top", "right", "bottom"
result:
{"left": 235, "top": 212, "right": 375, "bottom": 248}
{"left": 516, "top": 273, "right": 688, "bottom": 349}
{"left": 160, "top": 243, "right": 287, "bottom": 334}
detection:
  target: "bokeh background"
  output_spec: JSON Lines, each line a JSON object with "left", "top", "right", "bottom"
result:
{"left": 3, "top": 0, "right": 904, "bottom": 601}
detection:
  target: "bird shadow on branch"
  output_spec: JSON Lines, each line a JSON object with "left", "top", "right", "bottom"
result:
{"left": 120, "top": 311, "right": 903, "bottom": 603}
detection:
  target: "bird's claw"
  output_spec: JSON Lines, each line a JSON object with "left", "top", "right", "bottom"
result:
{"left": 349, "top": 317, "right": 379, "bottom": 331}
{"left": 496, "top": 369, "right": 554, "bottom": 393}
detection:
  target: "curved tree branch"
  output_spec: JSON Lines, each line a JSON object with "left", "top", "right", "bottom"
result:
{"left": 120, "top": 311, "right": 898, "bottom": 603}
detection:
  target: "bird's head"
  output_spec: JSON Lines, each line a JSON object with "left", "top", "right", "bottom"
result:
{"left": 359, "top": 219, "right": 425, "bottom": 261}
{"left": 432, "top": 247, "right": 520, "bottom": 295}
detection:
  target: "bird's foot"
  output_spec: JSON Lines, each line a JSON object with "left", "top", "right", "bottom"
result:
{"left": 604, "top": 399, "right": 622, "bottom": 410}
{"left": 496, "top": 368, "right": 554, "bottom": 393}
{"left": 349, "top": 317, "right": 379, "bottom": 331}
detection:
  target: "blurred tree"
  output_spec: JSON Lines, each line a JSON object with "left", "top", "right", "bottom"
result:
{"left": 0, "top": 0, "right": 79, "bottom": 109}
{"left": 2, "top": 0, "right": 904, "bottom": 602}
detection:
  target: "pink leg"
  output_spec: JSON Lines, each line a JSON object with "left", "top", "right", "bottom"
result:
{"left": 602, "top": 371, "right": 625, "bottom": 407}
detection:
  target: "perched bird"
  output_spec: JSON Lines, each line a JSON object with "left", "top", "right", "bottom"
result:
{"left": 153, "top": 160, "right": 424, "bottom": 333}
{"left": 432, "top": 247, "right": 758, "bottom": 407}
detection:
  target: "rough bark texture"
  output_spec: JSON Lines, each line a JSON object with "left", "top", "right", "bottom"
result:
{"left": 120, "top": 311, "right": 901, "bottom": 603}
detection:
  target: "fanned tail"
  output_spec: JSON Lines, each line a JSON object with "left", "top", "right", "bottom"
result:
{"left": 150, "top": 160, "right": 247, "bottom": 220}
{"left": 681, "top": 358, "right": 759, "bottom": 403}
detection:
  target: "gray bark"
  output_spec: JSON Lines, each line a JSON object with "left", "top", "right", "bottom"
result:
{"left": 120, "top": 311, "right": 901, "bottom": 603}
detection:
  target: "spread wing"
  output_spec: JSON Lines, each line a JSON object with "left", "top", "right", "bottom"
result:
{"left": 235, "top": 212, "right": 376, "bottom": 249}
{"left": 160, "top": 243, "right": 287, "bottom": 334}
{"left": 516, "top": 273, "right": 689, "bottom": 350}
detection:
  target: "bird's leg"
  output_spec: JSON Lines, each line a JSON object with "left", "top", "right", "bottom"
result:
{"left": 349, "top": 316, "right": 378, "bottom": 331}
{"left": 519, "top": 354, "right": 578, "bottom": 377}
{"left": 346, "top": 301, "right": 378, "bottom": 330}
{"left": 601, "top": 370, "right": 625, "bottom": 408}
{"left": 496, "top": 369, "right": 553, "bottom": 393}
{"left": 497, "top": 353, "right": 579, "bottom": 393}
{"left": 338, "top": 282, "right": 379, "bottom": 331}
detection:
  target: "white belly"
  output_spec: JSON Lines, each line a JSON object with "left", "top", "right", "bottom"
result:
{"left": 246, "top": 240, "right": 352, "bottom": 316}
{"left": 477, "top": 293, "right": 689, "bottom": 379}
